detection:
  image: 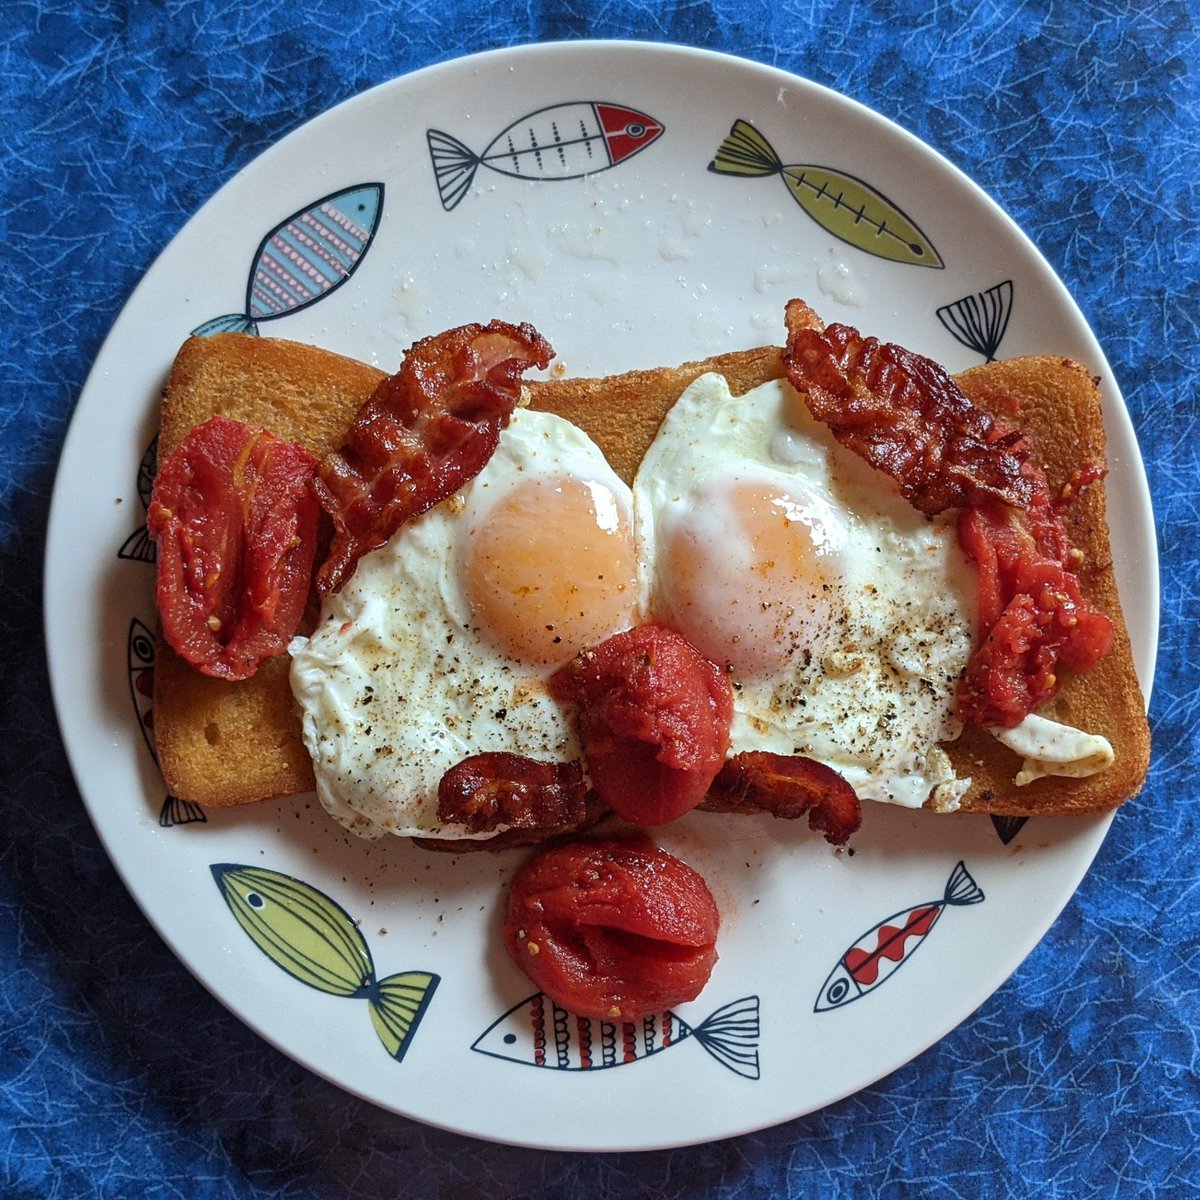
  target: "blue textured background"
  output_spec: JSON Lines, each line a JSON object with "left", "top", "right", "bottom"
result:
{"left": 3, "top": 2, "right": 1197, "bottom": 1196}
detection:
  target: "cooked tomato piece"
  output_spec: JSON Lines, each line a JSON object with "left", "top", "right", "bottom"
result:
{"left": 148, "top": 416, "right": 319, "bottom": 681}
{"left": 957, "top": 501, "right": 1113, "bottom": 727}
{"left": 503, "top": 835, "right": 719, "bottom": 1021}
{"left": 550, "top": 625, "right": 734, "bottom": 826}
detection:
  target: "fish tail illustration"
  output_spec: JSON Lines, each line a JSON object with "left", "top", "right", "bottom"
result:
{"left": 367, "top": 971, "right": 440, "bottom": 1062}
{"left": 689, "top": 995, "right": 760, "bottom": 1079}
{"left": 991, "top": 814, "right": 1028, "bottom": 846}
{"left": 118, "top": 524, "right": 156, "bottom": 563}
{"left": 192, "top": 313, "right": 260, "bottom": 338}
{"left": 944, "top": 861, "right": 985, "bottom": 907}
{"left": 936, "top": 280, "right": 1014, "bottom": 361}
{"left": 708, "top": 119, "right": 784, "bottom": 178}
{"left": 427, "top": 129, "right": 482, "bottom": 211}
{"left": 159, "top": 794, "right": 206, "bottom": 827}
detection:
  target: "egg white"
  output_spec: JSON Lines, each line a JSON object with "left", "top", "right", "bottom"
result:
{"left": 633, "top": 373, "right": 979, "bottom": 809}
{"left": 289, "top": 408, "right": 636, "bottom": 840}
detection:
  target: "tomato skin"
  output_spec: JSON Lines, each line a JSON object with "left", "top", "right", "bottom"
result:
{"left": 550, "top": 625, "right": 734, "bottom": 826}
{"left": 957, "top": 501, "right": 1114, "bottom": 727}
{"left": 148, "top": 416, "right": 319, "bottom": 681}
{"left": 503, "top": 836, "right": 719, "bottom": 1021}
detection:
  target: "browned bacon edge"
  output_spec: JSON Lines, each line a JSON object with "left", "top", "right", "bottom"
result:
{"left": 783, "top": 298, "right": 1035, "bottom": 516}
{"left": 699, "top": 750, "right": 862, "bottom": 845}
{"left": 315, "top": 320, "right": 553, "bottom": 594}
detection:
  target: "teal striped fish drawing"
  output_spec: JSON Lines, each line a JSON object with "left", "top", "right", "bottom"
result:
{"left": 193, "top": 183, "right": 384, "bottom": 337}
{"left": 211, "top": 864, "right": 439, "bottom": 1062}
{"left": 708, "top": 120, "right": 943, "bottom": 269}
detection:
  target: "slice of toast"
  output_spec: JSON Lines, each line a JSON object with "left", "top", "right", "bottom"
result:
{"left": 152, "top": 332, "right": 1149, "bottom": 816}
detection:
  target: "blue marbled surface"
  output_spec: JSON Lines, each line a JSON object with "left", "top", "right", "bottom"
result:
{"left": 3, "top": 1, "right": 1198, "bottom": 1196}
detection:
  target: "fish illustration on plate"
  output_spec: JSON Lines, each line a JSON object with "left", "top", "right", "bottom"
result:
{"left": 937, "top": 280, "right": 1014, "bottom": 361}
{"left": 814, "top": 861, "right": 984, "bottom": 1012}
{"left": 192, "top": 183, "right": 385, "bottom": 337}
{"left": 708, "top": 119, "right": 943, "bottom": 269}
{"left": 127, "top": 618, "right": 205, "bottom": 827}
{"left": 211, "top": 864, "right": 439, "bottom": 1062}
{"left": 117, "top": 437, "right": 158, "bottom": 564}
{"left": 991, "top": 815, "right": 1028, "bottom": 846}
{"left": 472, "top": 992, "right": 759, "bottom": 1078}
{"left": 427, "top": 102, "right": 665, "bottom": 211}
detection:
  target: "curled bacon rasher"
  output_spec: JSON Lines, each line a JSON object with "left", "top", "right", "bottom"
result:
{"left": 437, "top": 752, "right": 592, "bottom": 835}
{"left": 783, "top": 298, "right": 1035, "bottom": 516}
{"left": 314, "top": 320, "right": 553, "bottom": 593}
{"left": 700, "top": 751, "right": 861, "bottom": 845}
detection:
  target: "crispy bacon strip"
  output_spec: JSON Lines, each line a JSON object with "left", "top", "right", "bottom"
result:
{"left": 700, "top": 751, "right": 861, "bottom": 845}
{"left": 783, "top": 298, "right": 1034, "bottom": 515}
{"left": 437, "top": 752, "right": 591, "bottom": 834}
{"left": 314, "top": 320, "right": 553, "bottom": 593}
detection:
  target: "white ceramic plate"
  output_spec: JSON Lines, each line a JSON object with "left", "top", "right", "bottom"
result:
{"left": 46, "top": 42, "right": 1157, "bottom": 1151}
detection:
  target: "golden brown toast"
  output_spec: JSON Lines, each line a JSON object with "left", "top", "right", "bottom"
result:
{"left": 152, "top": 332, "right": 1149, "bottom": 817}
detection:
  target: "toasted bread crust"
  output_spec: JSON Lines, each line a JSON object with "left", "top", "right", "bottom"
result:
{"left": 152, "top": 333, "right": 1149, "bottom": 816}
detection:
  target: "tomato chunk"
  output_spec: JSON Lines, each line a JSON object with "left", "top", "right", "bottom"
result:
{"left": 957, "top": 501, "right": 1113, "bottom": 727}
{"left": 148, "top": 416, "right": 319, "bottom": 681}
{"left": 550, "top": 625, "right": 734, "bottom": 826}
{"left": 503, "top": 835, "right": 719, "bottom": 1020}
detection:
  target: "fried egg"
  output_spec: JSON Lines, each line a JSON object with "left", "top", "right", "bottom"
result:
{"left": 633, "top": 373, "right": 978, "bottom": 809}
{"left": 289, "top": 408, "right": 638, "bottom": 839}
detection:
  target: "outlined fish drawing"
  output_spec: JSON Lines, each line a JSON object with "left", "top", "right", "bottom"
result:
{"left": 193, "top": 183, "right": 385, "bottom": 337}
{"left": 991, "top": 815, "right": 1028, "bottom": 846}
{"left": 814, "top": 861, "right": 984, "bottom": 1012}
{"left": 211, "top": 864, "right": 439, "bottom": 1062}
{"left": 708, "top": 119, "right": 943, "bottom": 269}
{"left": 472, "top": 992, "right": 759, "bottom": 1078}
{"left": 937, "top": 280, "right": 1014, "bottom": 361}
{"left": 127, "top": 618, "right": 206, "bottom": 827}
{"left": 117, "top": 437, "right": 158, "bottom": 564}
{"left": 427, "top": 102, "right": 665, "bottom": 211}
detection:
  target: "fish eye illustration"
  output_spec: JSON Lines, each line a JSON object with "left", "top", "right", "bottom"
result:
{"left": 627, "top": 122, "right": 647, "bottom": 137}
{"left": 826, "top": 978, "right": 850, "bottom": 1006}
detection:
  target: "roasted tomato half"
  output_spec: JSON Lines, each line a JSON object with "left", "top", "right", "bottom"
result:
{"left": 551, "top": 624, "right": 734, "bottom": 826}
{"left": 148, "top": 416, "right": 319, "bottom": 681}
{"left": 503, "top": 835, "right": 720, "bottom": 1021}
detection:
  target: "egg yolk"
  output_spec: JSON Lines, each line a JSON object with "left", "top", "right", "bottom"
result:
{"left": 657, "top": 479, "right": 836, "bottom": 678}
{"left": 465, "top": 474, "right": 638, "bottom": 666}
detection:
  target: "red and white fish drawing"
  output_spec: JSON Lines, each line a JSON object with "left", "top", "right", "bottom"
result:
{"left": 472, "top": 992, "right": 759, "bottom": 1078}
{"left": 427, "top": 102, "right": 665, "bottom": 211}
{"left": 814, "top": 861, "right": 985, "bottom": 1012}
